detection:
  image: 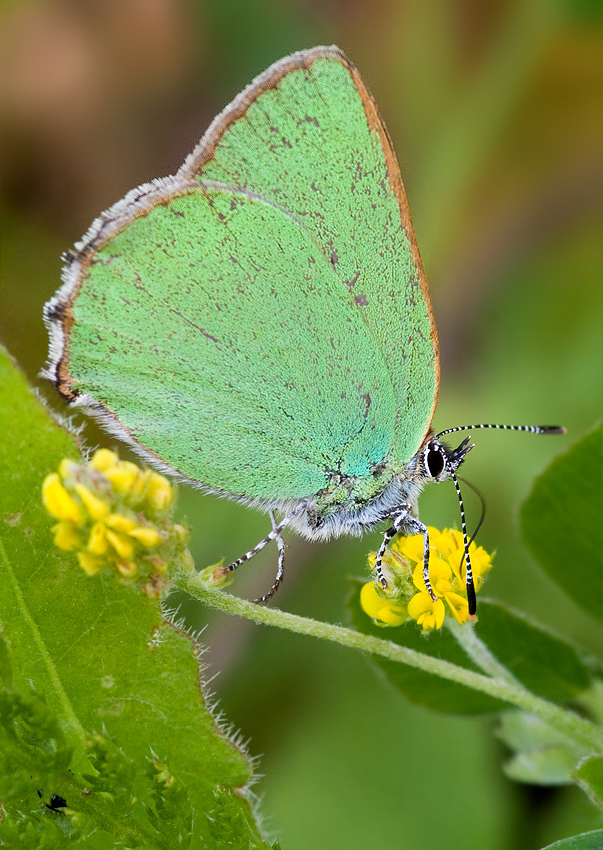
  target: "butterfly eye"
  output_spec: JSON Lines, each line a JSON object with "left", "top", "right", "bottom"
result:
{"left": 425, "top": 445, "right": 446, "bottom": 479}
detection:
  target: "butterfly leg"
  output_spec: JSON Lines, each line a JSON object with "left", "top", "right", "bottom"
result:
{"left": 374, "top": 504, "right": 412, "bottom": 587}
{"left": 225, "top": 503, "right": 306, "bottom": 593}
{"left": 375, "top": 508, "right": 437, "bottom": 603}
{"left": 252, "top": 510, "right": 286, "bottom": 604}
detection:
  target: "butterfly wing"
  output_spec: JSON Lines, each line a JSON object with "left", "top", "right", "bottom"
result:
{"left": 45, "top": 46, "right": 438, "bottom": 505}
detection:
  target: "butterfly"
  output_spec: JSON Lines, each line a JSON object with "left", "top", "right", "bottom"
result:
{"left": 43, "top": 46, "right": 563, "bottom": 611}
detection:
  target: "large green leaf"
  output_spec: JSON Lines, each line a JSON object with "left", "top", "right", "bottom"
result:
{"left": 497, "top": 710, "right": 592, "bottom": 786}
{"left": 539, "top": 830, "right": 603, "bottom": 850}
{"left": 0, "top": 347, "right": 272, "bottom": 848}
{"left": 474, "top": 600, "right": 592, "bottom": 704}
{"left": 572, "top": 755, "right": 603, "bottom": 810}
{"left": 520, "top": 425, "right": 603, "bottom": 619}
{"left": 348, "top": 589, "right": 593, "bottom": 716}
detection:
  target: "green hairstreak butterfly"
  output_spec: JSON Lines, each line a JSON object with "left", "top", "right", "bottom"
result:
{"left": 43, "top": 46, "right": 563, "bottom": 612}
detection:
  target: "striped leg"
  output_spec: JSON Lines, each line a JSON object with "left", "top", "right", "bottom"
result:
{"left": 374, "top": 507, "right": 437, "bottom": 603}
{"left": 225, "top": 503, "right": 306, "bottom": 600}
{"left": 405, "top": 515, "right": 437, "bottom": 603}
{"left": 374, "top": 504, "right": 411, "bottom": 587}
{"left": 253, "top": 510, "right": 287, "bottom": 604}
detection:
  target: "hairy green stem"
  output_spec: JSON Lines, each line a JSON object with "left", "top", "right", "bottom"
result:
{"left": 445, "top": 618, "right": 521, "bottom": 685}
{"left": 172, "top": 566, "right": 602, "bottom": 752}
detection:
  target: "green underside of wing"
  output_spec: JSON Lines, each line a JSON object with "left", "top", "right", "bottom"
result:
{"left": 196, "top": 57, "right": 437, "bottom": 461}
{"left": 67, "top": 55, "right": 436, "bottom": 503}
{"left": 71, "top": 190, "right": 396, "bottom": 500}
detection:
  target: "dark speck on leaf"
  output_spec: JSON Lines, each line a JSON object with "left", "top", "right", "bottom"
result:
{"left": 355, "top": 294, "right": 368, "bottom": 307}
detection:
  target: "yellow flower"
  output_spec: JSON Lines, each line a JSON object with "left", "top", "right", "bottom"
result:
{"left": 103, "top": 462, "right": 140, "bottom": 494}
{"left": 52, "top": 521, "right": 84, "bottom": 551}
{"left": 407, "top": 592, "right": 446, "bottom": 632}
{"left": 407, "top": 528, "right": 493, "bottom": 630}
{"left": 105, "top": 513, "right": 139, "bottom": 534}
{"left": 73, "top": 483, "right": 109, "bottom": 521}
{"left": 77, "top": 552, "right": 105, "bottom": 576}
{"left": 145, "top": 472, "right": 173, "bottom": 511}
{"left": 363, "top": 527, "right": 494, "bottom": 634}
{"left": 42, "top": 449, "right": 185, "bottom": 594}
{"left": 128, "top": 526, "right": 161, "bottom": 547}
{"left": 116, "top": 560, "right": 138, "bottom": 578}
{"left": 89, "top": 448, "right": 119, "bottom": 472}
{"left": 104, "top": 529, "right": 135, "bottom": 559}
{"left": 88, "top": 521, "right": 109, "bottom": 555}
{"left": 42, "top": 474, "right": 86, "bottom": 525}
{"left": 360, "top": 581, "right": 407, "bottom": 627}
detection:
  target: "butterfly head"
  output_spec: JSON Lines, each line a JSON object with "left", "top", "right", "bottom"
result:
{"left": 421, "top": 435, "right": 474, "bottom": 483}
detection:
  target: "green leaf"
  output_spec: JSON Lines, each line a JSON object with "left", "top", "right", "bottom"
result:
{"left": 572, "top": 754, "right": 603, "bottom": 809}
{"left": 0, "top": 646, "right": 72, "bottom": 802}
{"left": 0, "top": 347, "right": 270, "bottom": 848}
{"left": 474, "top": 600, "right": 592, "bottom": 704}
{"left": 520, "top": 424, "right": 603, "bottom": 618}
{"left": 348, "top": 581, "right": 506, "bottom": 714}
{"left": 498, "top": 710, "right": 591, "bottom": 786}
{"left": 539, "top": 829, "right": 603, "bottom": 850}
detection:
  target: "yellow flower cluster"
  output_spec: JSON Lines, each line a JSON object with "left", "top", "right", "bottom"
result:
{"left": 361, "top": 528, "right": 493, "bottom": 633}
{"left": 42, "top": 449, "right": 188, "bottom": 591}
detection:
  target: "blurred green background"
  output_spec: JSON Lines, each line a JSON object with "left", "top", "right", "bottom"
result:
{"left": 1, "top": 1, "right": 601, "bottom": 848}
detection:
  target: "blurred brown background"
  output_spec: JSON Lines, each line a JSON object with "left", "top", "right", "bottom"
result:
{"left": 1, "top": 2, "right": 601, "bottom": 848}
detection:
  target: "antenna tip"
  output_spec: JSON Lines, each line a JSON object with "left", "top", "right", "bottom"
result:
{"left": 539, "top": 425, "right": 566, "bottom": 435}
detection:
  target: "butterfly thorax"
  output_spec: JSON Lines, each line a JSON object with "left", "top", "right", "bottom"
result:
{"left": 285, "top": 430, "right": 475, "bottom": 541}
{"left": 288, "top": 439, "right": 431, "bottom": 541}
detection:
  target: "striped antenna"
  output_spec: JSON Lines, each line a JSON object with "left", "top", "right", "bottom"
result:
{"left": 438, "top": 422, "right": 565, "bottom": 615}
{"left": 438, "top": 424, "right": 565, "bottom": 438}
{"left": 448, "top": 468, "right": 476, "bottom": 615}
